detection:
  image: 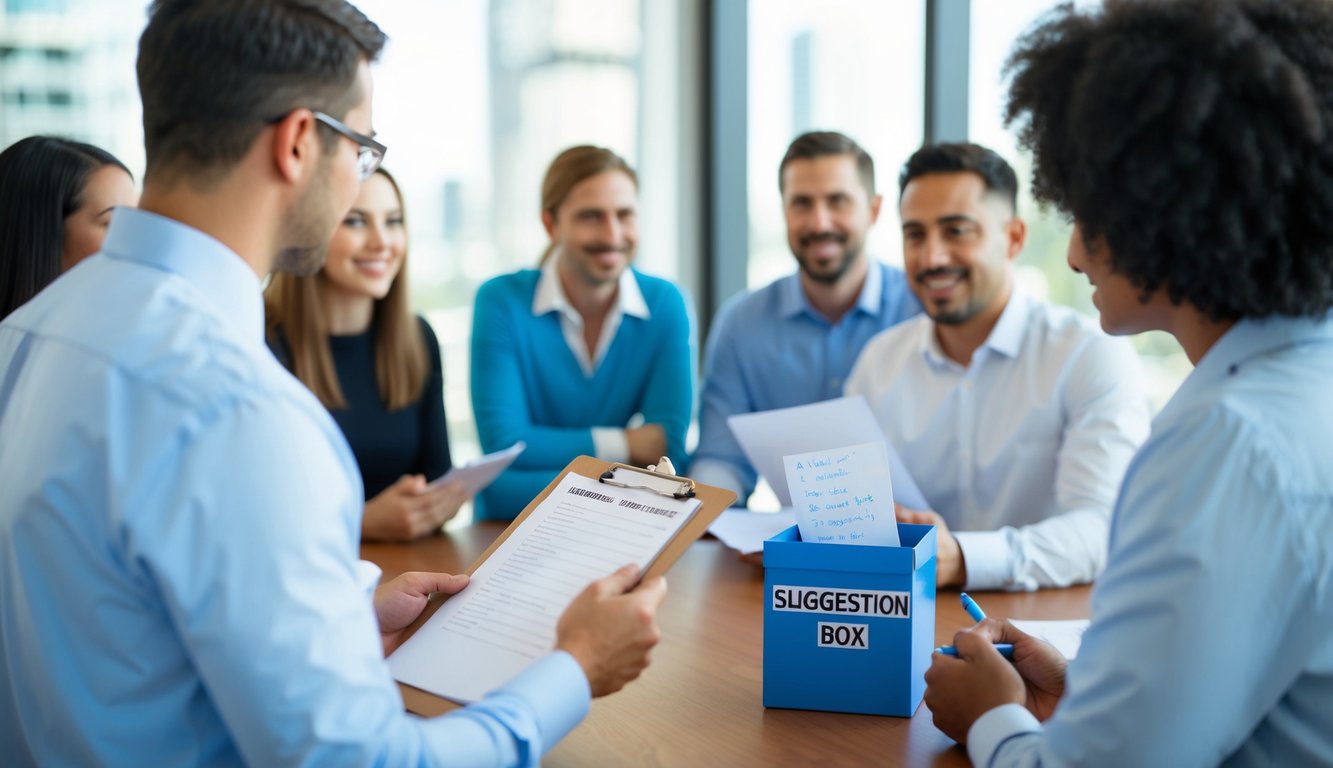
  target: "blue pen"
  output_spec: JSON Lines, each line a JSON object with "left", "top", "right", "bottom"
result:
{"left": 934, "top": 643, "right": 1015, "bottom": 659}
{"left": 960, "top": 592, "right": 986, "bottom": 623}
{"left": 935, "top": 592, "right": 1012, "bottom": 658}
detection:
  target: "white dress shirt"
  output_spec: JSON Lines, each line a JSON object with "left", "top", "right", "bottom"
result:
{"left": 844, "top": 290, "right": 1150, "bottom": 590}
{"left": 532, "top": 253, "right": 650, "bottom": 462}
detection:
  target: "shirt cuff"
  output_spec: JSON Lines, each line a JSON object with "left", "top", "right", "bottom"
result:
{"left": 354, "top": 559, "right": 383, "bottom": 601}
{"left": 494, "top": 650, "right": 591, "bottom": 748}
{"left": 687, "top": 458, "right": 747, "bottom": 504}
{"left": 954, "top": 530, "right": 1013, "bottom": 591}
{"left": 591, "top": 427, "right": 630, "bottom": 463}
{"left": 967, "top": 703, "right": 1042, "bottom": 767}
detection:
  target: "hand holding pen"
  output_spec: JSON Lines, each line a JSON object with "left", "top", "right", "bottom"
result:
{"left": 924, "top": 600, "right": 1068, "bottom": 741}
{"left": 935, "top": 593, "right": 1015, "bottom": 659}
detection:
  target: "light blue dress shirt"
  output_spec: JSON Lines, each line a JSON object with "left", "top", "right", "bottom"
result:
{"left": 968, "top": 316, "right": 1333, "bottom": 767}
{"left": 0, "top": 208, "right": 589, "bottom": 767}
{"left": 690, "top": 260, "right": 921, "bottom": 504}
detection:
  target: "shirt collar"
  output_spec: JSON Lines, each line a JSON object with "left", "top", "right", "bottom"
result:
{"left": 532, "top": 255, "right": 650, "bottom": 321}
{"left": 1164, "top": 314, "right": 1333, "bottom": 418}
{"left": 982, "top": 288, "right": 1031, "bottom": 359}
{"left": 777, "top": 258, "right": 886, "bottom": 322}
{"left": 99, "top": 207, "right": 264, "bottom": 342}
{"left": 920, "top": 288, "right": 1030, "bottom": 368}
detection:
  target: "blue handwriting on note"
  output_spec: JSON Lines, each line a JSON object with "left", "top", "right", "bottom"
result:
{"left": 783, "top": 441, "right": 899, "bottom": 547}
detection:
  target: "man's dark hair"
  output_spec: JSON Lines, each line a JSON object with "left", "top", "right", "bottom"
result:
{"left": 0, "top": 136, "right": 131, "bottom": 320}
{"left": 137, "top": 0, "right": 386, "bottom": 183}
{"left": 897, "top": 142, "right": 1019, "bottom": 213}
{"left": 779, "top": 131, "right": 876, "bottom": 196}
{"left": 1005, "top": 0, "right": 1333, "bottom": 320}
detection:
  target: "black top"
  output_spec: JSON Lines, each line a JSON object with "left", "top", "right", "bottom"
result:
{"left": 269, "top": 315, "right": 452, "bottom": 499}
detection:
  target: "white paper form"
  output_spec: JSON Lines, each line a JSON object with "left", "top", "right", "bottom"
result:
{"left": 1009, "top": 618, "right": 1089, "bottom": 659}
{"left": 727, "top": 396, "right": 929, "bottom": 510}
{"left": 389, "top": 472, "right": 701, "bottom": 703}
{"left": 425, "top": 441, "right": 525, "bottom": 495}
{"left": 707, "top": 509, "right": 796, "bottom": 554}
{"left": 783, "top": 441, "right": 901, "bottom": 547}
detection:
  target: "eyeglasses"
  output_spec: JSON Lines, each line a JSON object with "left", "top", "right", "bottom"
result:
{"left": 310, "top": 110, "right": 386, "bottom": 180}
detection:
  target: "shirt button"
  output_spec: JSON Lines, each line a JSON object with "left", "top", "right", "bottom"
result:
{"left": 961, "top": 380, "right": 973, "bottom": 391}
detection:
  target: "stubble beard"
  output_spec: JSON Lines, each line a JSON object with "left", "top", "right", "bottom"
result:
{"left": 796, "top": 236, "right": 861, "bottom": 286}
{"left": 273, "top": 158, "right": 335, "bottom": 277}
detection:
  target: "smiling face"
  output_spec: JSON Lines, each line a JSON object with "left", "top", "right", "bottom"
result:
{"left": 781, "top": 154, "right": 882, "bottom": 286}
{"left": 545, "top": 170, "right": 638, "bottom": 291}
{"left": 320, "top": 171, "right": 405, "bottom": 301}
{"left": 900, "top": 171, "right": 1024, "bottom": 329}
{"left": 1066, "top": 222, "right": 1172, "bottom": 336}
{"left": 60, "top": 164, "right": 137, "bottom": 271}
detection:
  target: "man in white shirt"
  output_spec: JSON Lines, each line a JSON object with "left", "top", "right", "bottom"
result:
{"left": 844, "top": 142, "right": 1149, "bottom": 591}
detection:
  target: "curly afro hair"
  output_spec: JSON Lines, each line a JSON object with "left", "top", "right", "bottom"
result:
{"left": 1004, "top": 0, "right": 1333, "bottom": 321}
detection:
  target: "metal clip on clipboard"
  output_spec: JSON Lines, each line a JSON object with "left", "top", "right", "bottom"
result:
{"left": 599, "top": 459, "right": 697, "bottom": 500}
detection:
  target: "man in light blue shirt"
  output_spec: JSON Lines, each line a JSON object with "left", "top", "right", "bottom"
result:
{"left": 924, "top": 1, "right": 1333, "bottom": 765}
{"left": 0, "top": 3, "right": 665, "bottom": 766}
{"left": 691, "top": 131, "right": 921, "bottom": 505}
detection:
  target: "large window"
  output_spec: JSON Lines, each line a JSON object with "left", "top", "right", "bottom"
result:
{"left": 354, "top": 0, "right": 682, "bottom": 472}
{"left": 747, "top": 1, "right": 925, "bottom": 291}
{"left": 1, "top": 0, "right": 1190, "bottom": 503}
{"left": 0, "top": 1, "right": 143, "bottom": 173}
{"left": 1, "top": 0, "right": 682, "bottom": 527}
{"left": 969, "top": 0, "right": 1189, "bottom": 409}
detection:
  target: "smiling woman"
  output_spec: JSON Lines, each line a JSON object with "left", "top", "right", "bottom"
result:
{"left": 265, "top": 168, "right": 470, "bottom": 543}
{"left": 0, "top": 135, "right": 136, "bottom": 320}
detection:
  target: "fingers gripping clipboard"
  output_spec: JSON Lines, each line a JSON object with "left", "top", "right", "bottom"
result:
{"left": 389, "top": 455, "right": 736, "bottom": 716}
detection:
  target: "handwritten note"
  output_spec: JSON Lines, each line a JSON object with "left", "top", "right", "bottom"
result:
{"left": 783, "top": 441, "right": 900, "bottom": 547}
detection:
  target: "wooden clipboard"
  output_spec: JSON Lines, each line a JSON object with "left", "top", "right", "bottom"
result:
{"left": 395, "top": 455, "right": 736, "bottom": 716}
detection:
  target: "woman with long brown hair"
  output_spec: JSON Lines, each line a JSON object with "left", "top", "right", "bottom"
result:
{"left": 266, "top": 168, "right": 466, "bottom": 541}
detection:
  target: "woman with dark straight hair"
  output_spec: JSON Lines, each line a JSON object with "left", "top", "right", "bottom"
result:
{"left": 265, "top": 168, "right": 467, "bottom": 541}
{"left": 0, "top": 136, "right": 136, "bottom": 319}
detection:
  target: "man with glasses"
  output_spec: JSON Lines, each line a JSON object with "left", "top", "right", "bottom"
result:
{"left": 309, "top": 109, "right": 387, "bottom": 180}
{"left": 0, "top": 2, "right": 665, "bottom": 765}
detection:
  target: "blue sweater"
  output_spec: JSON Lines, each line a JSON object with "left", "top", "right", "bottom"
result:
{"left": 470, "top": 268, "right": 694, "bottom": 520}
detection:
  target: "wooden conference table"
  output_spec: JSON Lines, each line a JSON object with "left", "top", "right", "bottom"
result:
{"left": 362, "top": 524, "right": 1091, "bottom": 768}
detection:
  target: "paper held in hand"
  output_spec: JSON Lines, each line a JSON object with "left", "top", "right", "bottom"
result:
{"left": 728, "top": 396, "right": 928, "bottom": 510}
{"left": 389, "top": 472, "right": 701, "bottom": 703}
{"left": 783, "top": 440, "right": 900, "bottom": 547}
{"left": 425, "top": 441, "right": 525, "bottom": 495}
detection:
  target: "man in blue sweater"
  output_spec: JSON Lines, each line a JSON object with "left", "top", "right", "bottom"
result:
{"left": 471, "top": 145, "right": 693, "bottom": 520}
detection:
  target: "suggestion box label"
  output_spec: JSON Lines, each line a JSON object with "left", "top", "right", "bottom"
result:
{"left": 771, "top": 585, "right": 910, "bottom": 619}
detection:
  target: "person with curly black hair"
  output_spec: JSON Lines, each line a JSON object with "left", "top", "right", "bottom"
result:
{"left": 923, "top": 1, "right": 1333, "bottom": 765}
